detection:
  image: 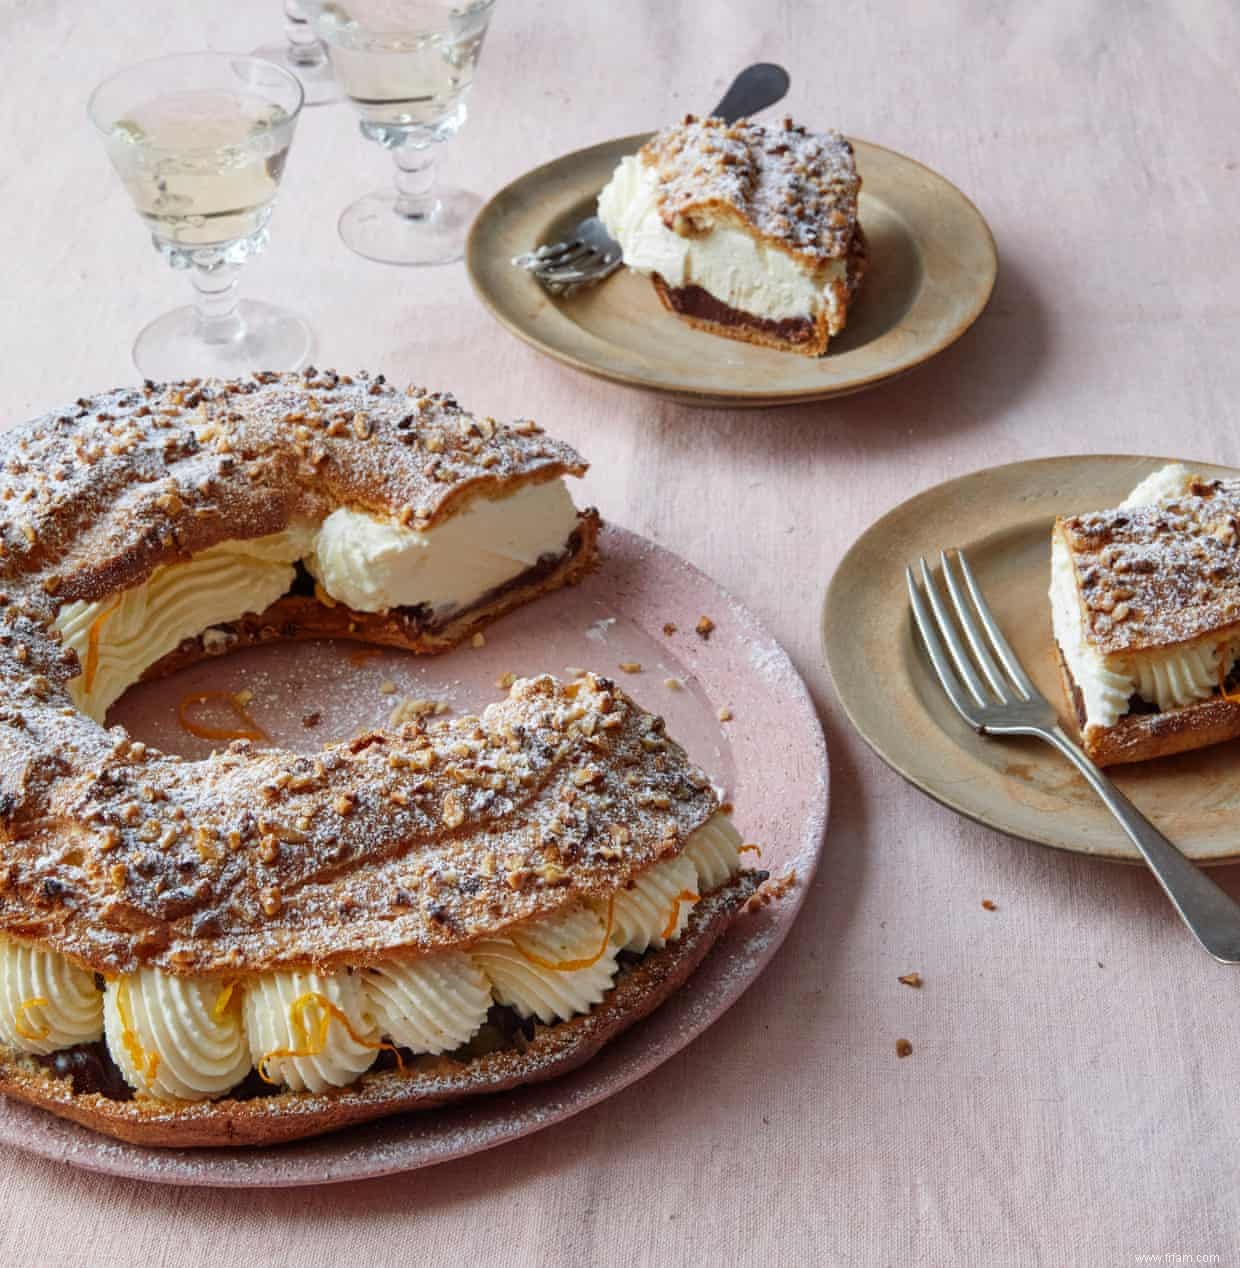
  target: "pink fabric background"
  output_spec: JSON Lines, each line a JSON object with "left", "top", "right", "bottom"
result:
{"left": 2, "top": 0, "right": 1239, "bottom": 1262}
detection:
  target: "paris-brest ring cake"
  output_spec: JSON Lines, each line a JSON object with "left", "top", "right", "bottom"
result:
{"left": 0, "top": 370, "right": 763, "bottom": 1147}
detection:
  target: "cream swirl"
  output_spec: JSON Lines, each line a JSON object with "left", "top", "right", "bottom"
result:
{"left": 102, "top": 971, "right": 250, "bottom": 1101}
{"left": 470, "top": 904, "right": 619, "bottom": 1025}
{"left": 0, "top": 937, "right": 102, "bottom": 1055}
{"left": 610, "top": 852, "right": 700, "bottom": 954}
{"left": 363, "top": 951, "right": 491, "bottom": 1055}
{"left": 682, "top": 814, "right": 743, "bottom": 892}
{"left": 243, "top": 970, "right": 379, "bottom": 1093}
{"left": 55, "top": 524, "right": 316, "bottom": 722}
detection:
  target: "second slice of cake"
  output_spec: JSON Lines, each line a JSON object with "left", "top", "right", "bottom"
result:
{"left": 1051, "top": 464, "right": 1240, "bottom": 765}
{"left": 598, "top": 115, "right": 866, "bottom": 357}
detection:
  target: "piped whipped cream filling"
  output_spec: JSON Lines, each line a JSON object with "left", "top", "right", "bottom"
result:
{"left": 598, "top": 154, "right": 846, "bottom": 326}
{"left": 1051, "top": 465, "right": 1235, "bottom": 730}
{"left": 53, "top": 478, "right": 579, "bottom": 722}
{"left": 0, "top": 941, "right": 102, "bottom": 1056}
{"left": 0, "top": 815, "right": 745, "bottom": 1101}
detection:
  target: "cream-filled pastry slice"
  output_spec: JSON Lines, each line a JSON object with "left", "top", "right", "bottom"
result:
{"left": 53, "top": 475, "right": 587, "bottom": 722}
{"left": 1051, "top": 464, "right": 1240, "bottom": 765}
{"left": 598, "top": 115, "right": 866, "bottom": 357}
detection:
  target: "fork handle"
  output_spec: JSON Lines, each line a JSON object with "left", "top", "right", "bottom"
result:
{"left": 709, "top": 64, "right": 791, "bottom": 124}
{"left": 1042, "top": 726, "right": 1240, "bottom": 963}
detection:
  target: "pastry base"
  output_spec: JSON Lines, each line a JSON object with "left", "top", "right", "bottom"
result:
{"left": 1055, "top": 641, "right": 1240, "bottom": 766}
{"left": 0, "top": 871, "right": 762, "bottom": 1149}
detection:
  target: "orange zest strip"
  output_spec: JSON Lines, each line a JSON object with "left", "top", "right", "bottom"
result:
{"left": 513, "top": 896, "right": 616, "bottom": 973}
{"left": 14, "top": 996, "right": 50, "bottom": 1042}
{"left": 212, "top": 982, "right": 238, "bottom": 1022}
{"left": 84, "top": 600, "right": 120, "bottom": 693}
{"left": 115, "top": 979, "right": 160, "bottom": 1083}
{"left": 661, "top": 890, "right": 700, "bottom": 941}
{"left": 258, "top": 991, "right": 403, "bottom": 1086}
{"left": 349, "top": 648, "right": 382, "bottom": 666}
{"left": 1218, "top": 653, "right": 1240, "bottom": 704}
{"left": 738, "top": 843, "right": 763, "bottom": 858}
{"left": 177, "top": 691, "right": 268, "bottom": 743}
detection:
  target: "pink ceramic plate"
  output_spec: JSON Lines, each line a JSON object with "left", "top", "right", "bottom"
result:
{"left": 0, "top": 526, "right": 828, "bottom": 1186}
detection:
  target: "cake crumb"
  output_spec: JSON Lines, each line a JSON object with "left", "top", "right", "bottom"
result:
{"left": 619, "top": 661, "right": 642, "bottom": 674}
{"left": 565, "top": 665, "right": 587, "bottom": 678}
{"left": 696, "top": 616, "right": 715, "bottom": 640}
{"left": 717, "top": 705, "right": 733, "bottom": 722}
{"left": 981, "top": 899, "right": 998, "bottom": 911}
{"left": 662, "top": 622, "right": 678, "bottom": 636}
{"left": 496, "top": 672, "right": 516, "bottom": 689}
{"left": 379, "top": 680, "right": 396, "bottom": 695}
{"left": 896, "top": 1039, "right": 913, "bottom": 1059}
{"left": 471, "top": 632, "right": 486, "bottom": 648}
{"left": 664, "top": 677, "right": 683, "bottom": 691}
{"left": 301, "top": 711, "right": 321, "bottom": 729}
{"left": 898, "top": 972, "right": 923, "bottom": 989}
{"left": 235, "top": 689, "right": 254, "bottom": 707}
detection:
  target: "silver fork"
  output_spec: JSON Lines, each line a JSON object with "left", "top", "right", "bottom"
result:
{"left": 908, "top": 549, "right": 1240, "bottom": 963}
{"left": 511, "top": 62, "right": 790, "bottom": 296}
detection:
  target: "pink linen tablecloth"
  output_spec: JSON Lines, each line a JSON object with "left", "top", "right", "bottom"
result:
{"left": 2, "top": 1, "right": 1239, "bottom": 1263}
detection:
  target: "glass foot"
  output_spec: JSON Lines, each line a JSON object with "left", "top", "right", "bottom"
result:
{"left": 132, "top": 300, "right": 313, "bottom": 380}
{"left": 251, "top": 41, "right": 340, "bottom": 107}
{"left": 338, "top": 187, "right": 482, "bottom": 266}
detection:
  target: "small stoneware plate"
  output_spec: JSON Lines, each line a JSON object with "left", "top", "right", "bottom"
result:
{"left": 823, "top": 455, "right": 1240, "bottom": 864}
{"left": 467, "top": 134, "right": 997, "bottom": 408}
{"left": 0, "top": 526, "right": 827, "bottom": 1186}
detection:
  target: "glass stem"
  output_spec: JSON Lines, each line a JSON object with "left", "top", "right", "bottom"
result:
{"left": 392, "top": 144, "right": 439, "bottom": 221}
{"left": 284, "top": 0, "right": 328, "bottom": 69}
{"left": 192, "top": 263, "right": 245, "bottom": 345}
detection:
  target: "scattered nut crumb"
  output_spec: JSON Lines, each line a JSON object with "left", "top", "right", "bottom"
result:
{"left": 379, "top": 680, "right": 397, "bottom": 695}
{"left": 389, "top": 696, "right": 447, "bottom": 725}
{"left": 496, "top": 672, "right": 516, "bottom": 689}
{"left": 235, "top": 689, "right": 254, "bottom": 707}
{"left": 981, "top": 899, "right": 997, "bottom": 911}
{"left": 898, "top": 972, "right": 923, "bottom": 989}
{"left": 695, "top": 616, "right": 715, "bottom": 640}
{"left": 664, "top": 677, "right": 683, "bottom": 691}
{"left": 896, "top": 1039, "right": 913, "bottom": 1059}
{"left": 301, "top": 711, "right": 321, "bottom": 729}
{"left": 662, "top": 622, "right": 678, "bottom": 636}
{"left": 717, "top": 706, "right": 733, "bottom": 722}
{"left": 619, "top": 661, "right": 642, "bottom": 674}
{"left": 471, "top": 632, "right": 486, "bottom": 648}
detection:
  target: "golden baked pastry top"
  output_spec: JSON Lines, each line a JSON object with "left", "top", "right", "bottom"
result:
{"left": 639, "top": 115, "right": 861, "bottom": 267}
{"left": 1056, "top": 476, "right": 1240, "bottom": 656}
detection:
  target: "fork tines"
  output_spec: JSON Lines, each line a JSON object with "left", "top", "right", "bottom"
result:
{"left": 906, "top": 550, "right": 1045, "bottom": 727}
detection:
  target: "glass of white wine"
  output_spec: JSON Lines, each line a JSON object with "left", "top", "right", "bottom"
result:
{"left": 88, "top": 53, "right": 310, "bottom": 380}
{"left": 252, "top": 1, "right": 341, "bottom": 108}
{"left": 301, "top": 0, "right": 497, "bottom": 266}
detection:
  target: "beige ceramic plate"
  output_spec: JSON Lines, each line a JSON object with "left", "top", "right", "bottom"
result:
{"left": 467, "top": 134, "right": 997, "bottom": 408}
{"left": 824, "top": 455, "right": 1240, "bottom": 864}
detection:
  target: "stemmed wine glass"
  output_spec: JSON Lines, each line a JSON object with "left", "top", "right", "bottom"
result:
{"left": 88, "top": 53, "right": 311, "bottom": 380}
{"left": 252, "top": 1, "right": 341, "bottom": 108}
{"left": 301, "top": 0, "right": 497, "bottom": 266}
